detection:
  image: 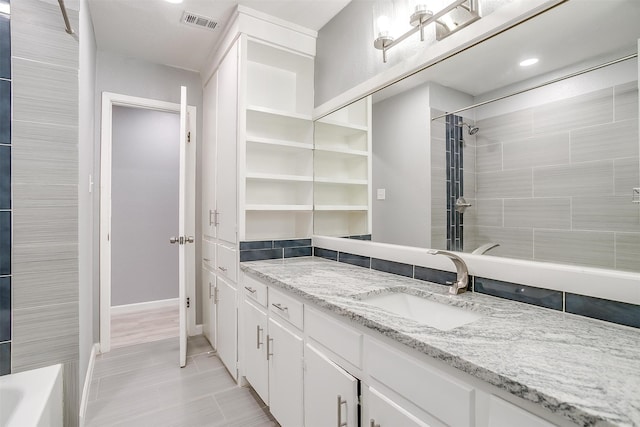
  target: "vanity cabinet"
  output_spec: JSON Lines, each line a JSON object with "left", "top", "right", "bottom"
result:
{"left": 242, "top": 297, "right": 269, "bottom": 403}
{"left": 304, "top": 343, "right": 359, "bottom": 427}
{"left": 267, "top": 317, "right": 304, "bottom": 427}
{"left": 216, "top": 276, "right": 237, "bottom": 379}
{"left": 365, "top": 386, "right": 431, "bottom": 427}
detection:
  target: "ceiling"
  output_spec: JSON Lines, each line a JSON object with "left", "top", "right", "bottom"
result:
{"left": 87, "top": 0, "right": 351, "bottom": 72}
{"left": 373, "top": 0, "right": 640, "bottom": 103}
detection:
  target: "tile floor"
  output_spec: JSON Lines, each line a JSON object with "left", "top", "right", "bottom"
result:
{"left": 86, "top": 335, "right": 279, "bottom": 426}
{"left": 110, "top": 306, "right": 180, "bottom": 349}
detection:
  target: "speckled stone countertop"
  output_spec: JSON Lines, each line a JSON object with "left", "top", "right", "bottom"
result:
{"left": 240, "top": 257, "right": 640, "bottom": 427}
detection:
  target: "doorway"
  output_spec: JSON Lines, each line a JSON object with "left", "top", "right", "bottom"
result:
{"left": 99, "top": 92, "right": 196, "bottom": 355}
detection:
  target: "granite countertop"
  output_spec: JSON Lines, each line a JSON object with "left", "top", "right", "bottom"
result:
{"left": 240, "top": 257, "right": 640, "bottom": 427}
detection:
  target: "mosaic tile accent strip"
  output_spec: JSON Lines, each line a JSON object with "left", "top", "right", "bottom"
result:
{"left": 445, "top": 114, "right": 464, "bottom": 251}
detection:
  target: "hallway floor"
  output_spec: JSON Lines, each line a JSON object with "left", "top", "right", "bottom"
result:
{"left": 86, "top": 335, "right": 279, "bottom": 426}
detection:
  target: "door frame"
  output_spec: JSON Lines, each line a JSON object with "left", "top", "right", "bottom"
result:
{"left": 99, "top": 91, "right": 197, "bottom": 353}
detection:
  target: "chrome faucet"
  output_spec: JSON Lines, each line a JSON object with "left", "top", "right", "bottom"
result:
{"left": 427, "top": 250, "right": 469, "bottom": 295}
{"left": 472, "top": 242, "right": 500, "bottom": 255}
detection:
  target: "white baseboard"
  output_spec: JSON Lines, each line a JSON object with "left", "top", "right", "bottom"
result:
{"left": 111, "top": 298, "right": 179, "bottom": 315}
{"left": 79, "top": 343, "right": 99, "bottom": 427}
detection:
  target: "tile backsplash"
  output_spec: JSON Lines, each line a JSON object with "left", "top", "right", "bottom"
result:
{"left": 240, "top": 238, "right": 312, "bottom": 262}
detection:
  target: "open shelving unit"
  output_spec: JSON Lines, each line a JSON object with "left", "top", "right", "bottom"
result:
{"left": 242, "top": 38, "right": 315, "bottom": 241}
{"left": 313, "top": 97, "right": 372, "bottom": 237}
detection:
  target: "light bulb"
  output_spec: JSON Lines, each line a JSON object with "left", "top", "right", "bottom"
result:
{"left": 377, "top": 15, "right": 391, "bottom": 37}
{"left": 519, "top": 58, "right": 539, "bottom": 67}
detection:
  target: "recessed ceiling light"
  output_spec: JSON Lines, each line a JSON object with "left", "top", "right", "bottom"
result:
{"left": 165, "top": 0, "right": 183, "bottom": 4}
{"left": 519, "top": 58, "right": 539, "bottom": 67}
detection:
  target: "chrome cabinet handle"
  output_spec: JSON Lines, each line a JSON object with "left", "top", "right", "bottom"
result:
{"left": 208, "top": 282, "right": 212, "bottom": 299}
{"left": 213, "top": 287, "right": 219, "bottom": 304}
{"left": 203, "top": 258, "right": 211, "bottom": 262}
{"left": 256, "top": 325, "right": 263, "bottom": 349}
{"left": 370, "top": 420, "right": 380, "bottom": 427}
{"left": 244, "top": 286, "right": 257, "bottom": 294}
{"left": 266, "top": 335, "right": 273, "bottom": 360}
{"left": 272, "top": 303, "right": 288, "bottom": 312}
{"left": 337, "top": 395, "right": 347, "bottom": 427}
{"left": 218, "top": 266, "right": 228, "bottom": 272}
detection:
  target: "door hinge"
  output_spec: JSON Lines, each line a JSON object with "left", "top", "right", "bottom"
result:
{"left": 186, "top": 297, "right": 190, "bottom": 308}
{"left": 187, "top": 131, "right": 191, "bottom": 143}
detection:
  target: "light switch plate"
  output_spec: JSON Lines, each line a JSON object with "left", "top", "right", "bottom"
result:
{"left": 377, "top": 189, "right": 386, "bottom": 200}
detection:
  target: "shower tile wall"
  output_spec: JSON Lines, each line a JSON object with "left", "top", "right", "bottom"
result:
{"left": 0, "top": 0, "right": 11, "bottom": 376}
{"left": 10, "top": 0, "right": 79, "bottom": 424}
{"left": 468, "top": 82, "right": 640, "bottom": 272}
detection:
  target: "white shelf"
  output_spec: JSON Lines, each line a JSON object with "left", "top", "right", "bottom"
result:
{"left": 246, "top": 136, "right": 312, "bottom": 151}
{"left": 245, "top": 204, "right": 313, "bottom": 211}
{"left": 316, "top": 117, "right": 368, "bottom": 132}
{"left": 314, "top": 147, "right": 369, "bottom": 157}
{"left": 247, "top": 105, "right": 312, "bottom": 121}
{"left": 314, "top": 177, "right": 368, "bottom": 185}
{"left": 314, "top": 205, "right": 369, "bottom": 211}
{"left": 246, "top": 172, "right": 313, "bottom": 182}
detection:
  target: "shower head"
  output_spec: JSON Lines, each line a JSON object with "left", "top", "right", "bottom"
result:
{"left": 458, "top": 122, "right": 479, "bottom": 135}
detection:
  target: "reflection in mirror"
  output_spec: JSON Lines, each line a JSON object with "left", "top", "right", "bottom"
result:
{"left": 313, "top": 0, "right": 640, "bottom": 273}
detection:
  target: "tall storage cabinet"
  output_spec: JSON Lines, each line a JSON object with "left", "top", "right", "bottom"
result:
{"left": 200, "top": 7, "right": 317, "bottom": 383}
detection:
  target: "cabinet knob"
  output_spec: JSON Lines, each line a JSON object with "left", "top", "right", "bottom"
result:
{"left": 370, "top": 420, "right": 380, "bottom": 427}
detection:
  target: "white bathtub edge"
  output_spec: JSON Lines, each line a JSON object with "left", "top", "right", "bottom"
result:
{"left": 79, "top": 343, "right": 99, "bottom": 427}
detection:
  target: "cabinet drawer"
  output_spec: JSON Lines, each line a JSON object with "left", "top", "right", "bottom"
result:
{"left": 243, "top": 274, "right": 268, "bottom": 307}
{"left": 365, "top": 338, "right": 474, "bottom": 427}
{"left": 306, "top": 307, "right": 362, "bottom": 368}
{"left": 366, "top": 386, "right": 431, "bottom": 427}
{"left": 202, "top": 240, "right": 216, "bottom": 271}
{"left": 269, "top": 287, "right": 303, "bottom": 330}
{"left": 487, "top": 396, "right": 554, "bottom": 427}
{"left": 217, "top": 243, "right": 237, "bottom": 282}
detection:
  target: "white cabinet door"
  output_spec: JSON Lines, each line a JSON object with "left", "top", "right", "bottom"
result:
{"left": 216, "top": 40, "right": 238, "bottom": 244}
{"left": 203, "top": 270, "right": 216, "bottom": 347}
{"left": 202, "top": 72, "right": 218, "bottom": 239}
{"left": 366, "top": 387, "right": 432, "bottom": 427}
{"left": 243, "top": 298, "right": 269, "bottom": 403}
{"left": 304, "top": 344, "right": 359, "bottom": 427}
{"left": 268, "top": 317, "right": 303, "bottom": 427}
{"left": 216, "top": 276, "right": 237, "bottom": 379}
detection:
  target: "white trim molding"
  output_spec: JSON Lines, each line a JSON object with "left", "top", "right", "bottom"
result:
{"left": 110, "top": 298, "right": 179, "bottom": 316}
{"left": 79, "top": 343, "right": 99, "bottom": 427}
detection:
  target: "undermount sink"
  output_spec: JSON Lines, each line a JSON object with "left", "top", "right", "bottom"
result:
{"left": 363, "top": 292, "right": 482, "bottom": 331}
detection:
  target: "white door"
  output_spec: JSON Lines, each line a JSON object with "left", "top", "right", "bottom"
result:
{"left": 177, "top": 85, "right": 196, "bottom": 367}
{"left": 243, "top": 298, "right": 269, "bottom": 403}
{"left": 268, "top": 317, "right": 304, "bottom": 427}
{"left": 304, "top": 343, "right": 359, "bottom": 427}
{"left": 217, "top": 276, "right": 237, "bottom": 379}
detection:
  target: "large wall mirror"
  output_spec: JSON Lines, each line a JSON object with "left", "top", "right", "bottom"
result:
{"left": 313, "top": 0, "right": 640, "bottom": 274}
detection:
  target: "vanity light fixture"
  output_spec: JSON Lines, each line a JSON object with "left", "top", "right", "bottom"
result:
{"left": 519, "top": 58, "right": 539, "bottom": 67}
{"left": 373, "top": 0, "right": 480, "bottom": 63}
{"left": 165, "top": 0, "right": 183, "bottom": 4}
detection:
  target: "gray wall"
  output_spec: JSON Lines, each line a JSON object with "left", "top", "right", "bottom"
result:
{"left": 79, "top": 0, "right": 96, "bottom": 390}
{"left": 111, "top": 106, "right": 179, "bottom": 306}
{"left": 94, "top": 51, "right": 204, "bottom": 324}
{"left": 372, "top": 84, "right": 431, "bottom": 248}
{"left": 11, "top": 0, "right": 80, "bottom": 424}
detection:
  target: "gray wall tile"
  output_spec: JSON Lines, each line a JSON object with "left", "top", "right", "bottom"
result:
{"left": 0, "top": 211, "right": 10, "bottom": 276}
{"left": 472, "top": 226, "right": 533, "bottom": 260}
{"left": 12, "top": 301, "right": 79, "bottom": 370}
{"left": 338, "top": 252, "right": 371, "bottom": 268}
{"left": 12, "top": 242, "right": 78, "bottom": 275}
{"left": 0, "top": 79, "right": 9, "bottom": 144}
{"left": 566, "top": 293, "right": 640, "bottom": 329}
{"left": 0, "top": 276, "right": 9, "bottom": 341}
{"left": 533, "top": 160, "right": 613, "bottom": 197}
{"left": 284, "top": 246, "right": 312, "bottom": 258}
{"left": 475, "top": 109, "right": 533, "bottom": 145}
{"left": 475, "top": 143, "right": 502, "bottom": 172}
{"left": 474, "top": 277, "right": 562, "bottom": 310}
{"left": 572, "top": 196, "right": 640, "bottom": 233}
{"left": 431, "top": 137, "right": 446, "bottom": 167}
{"left": 504, "top": 198, "right": 570, "bottom": 230}
{"left": 0, "top": 144, "right": 10, "bottom": 209}
{"left": 534, "top": 230, "right": 615, "bottom": 269}
{"left": 12, "top": 58, "right": 78, "bottom": 127}
{"left": 571, "top": 119, "right": 638, "bottom": 163}
{"left": 502, "top": 132, "right": 570, "bottom": 170}
{"left": 13, "top": 205, "right": 78, "bottom": 244}
{"left": 313, "top": 247, "right": 338, "bottom": 261}
{"left": 615, "top": 233, "right": 640, "bottom": 272}
{"left": 0, "top": 341, "right": 9, "bottom": 375}
{"left": 614, "top": 82, "right": 638, "bottom": 122}
{"left": 12, "top": 121, "right": 79, "bottom": 185}
{"left": 614, "top": 157, "right": 640, "bottom": 197}
{"left": 13, "top": 268, "right": 78, "bottom": 309}
{"left": 0, "top": 14, "right": 10, "bottom": 80}
{"left": 371, "top": 258, "right": 413, "bottom": 278}
{"left": 471, "top": 198, "right": 503, "bottom": 227}
{"left": 10, "top": 0, "right": 78, "bottom": 69}
{"left": 476, "top": 169, "right": 532, "bottom": 198}
{"left": 533, "top": 88, "right": 613, "bottom": 135}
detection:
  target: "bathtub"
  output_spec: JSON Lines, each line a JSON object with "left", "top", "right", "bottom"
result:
{"left": 0, "top": 364, "right": 63, "bottom": 427}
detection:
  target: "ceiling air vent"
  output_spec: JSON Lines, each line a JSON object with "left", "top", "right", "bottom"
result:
{"left": 181, "top": 11, "right": 218, "bottom": 31}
